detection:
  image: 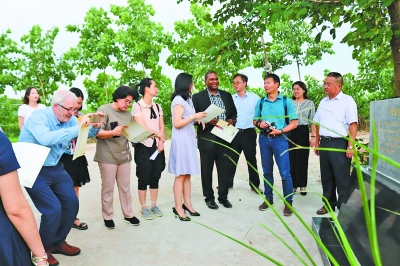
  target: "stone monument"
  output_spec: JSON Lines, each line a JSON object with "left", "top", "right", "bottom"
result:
{"left": 312, "top": 98, "right": 400, "bottom": 266}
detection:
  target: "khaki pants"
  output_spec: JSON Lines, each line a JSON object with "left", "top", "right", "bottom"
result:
{"left": 98, "top": 162, "right": 135, "bottom": 220}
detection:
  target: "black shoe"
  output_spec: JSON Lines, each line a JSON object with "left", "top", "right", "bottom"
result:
{"left": 218, "top": 199, "right": 232, "bottom": 208}
{"left": 182, "top": 203, "right": 200, "bottom": 216}
{"left": 124, "top": 216, "right": 140, "bottom": 226}
{"left": 104, "top": 219, "right": 115, "bottom": 229}
{"left": 205, "top": 200, "right": 219, "bottom": 209}
{"left": 172, "top": 207, "right": 191, "bottom": 221}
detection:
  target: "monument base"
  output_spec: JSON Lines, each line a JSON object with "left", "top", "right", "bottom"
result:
{"left": 313, "top": 166, "right": 400, "bottom": 266}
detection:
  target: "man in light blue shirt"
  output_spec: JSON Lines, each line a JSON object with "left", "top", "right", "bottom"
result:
{"left": 229, "top": 73, "right": 262, "bottom": 194}
{"left": 19, "top": 90, "right": 101, "bottom": 265}
{"left": 253, "top": 73, "right": 298, "bottom": 216}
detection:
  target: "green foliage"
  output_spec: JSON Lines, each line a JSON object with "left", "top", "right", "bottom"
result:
{"left": 0, "top": 95, "right": 19, "bottom": 137}
{"left": 84, "top": 72, "right": 118, "bottom": 111}
{"left": 17, "top": 25, "right": 75, "bottom": 104}
{"left": 65, "top": 0, "right": 172, "bottom": 119}
{"left": 167, "top": 4, "right": 256, "bottom": 92}
{"left": 250, "top": 21, "right": 334, "bottom": 80}
{"left": 0, "top": 29, "right": 21, "bottom": 94}
{"left": 177, "top": 0, "right": 399, "bottom": 96}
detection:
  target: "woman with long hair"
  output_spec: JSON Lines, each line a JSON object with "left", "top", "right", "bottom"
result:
{"left": 131, "top": 78, "right": 166, "bottom": 220}
{"left": 18, "top": 87, "right": 46, "bottom": 130}
{"left": 94, "top": 86, "right": 140, "bottom": 229}
{"left": 289, "top": 81, "right": 316, "bottom": 195}
{"left": 169, "top": 73, "right": 206, "bottom": 221}
{"left": 59, "top": 87, "right": 91, "bottom": 230}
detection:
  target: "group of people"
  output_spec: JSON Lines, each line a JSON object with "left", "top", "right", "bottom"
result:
{"left": 0, "top": 71, "right": 357, "bottom": 266}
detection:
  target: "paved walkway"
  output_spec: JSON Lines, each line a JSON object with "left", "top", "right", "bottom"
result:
{"left": 26, "top": 139, "right": 326, "bottom": 266}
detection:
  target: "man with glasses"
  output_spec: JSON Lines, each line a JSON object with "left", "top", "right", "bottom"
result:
{"left": 19, "top": 90, "right": 102, "bottom": 266}
{"left": 229, "top": 73, "right": 262, "bottom": 194}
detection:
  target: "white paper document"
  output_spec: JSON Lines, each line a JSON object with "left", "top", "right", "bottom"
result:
{"left": 198, "top": 104, "right": 225, "bottom": 123}
{"left": 149, "top": 150, "right": 159, "bottom": 160}
{"left": 73, "top": 124, "right": 90, "bottom": 160}
{"left": 211, "top": 120, "right": 239, "bottom": 143}
{"left": 122, "top": 122, "right": 154, "bottom": 143}
{"left": 12, "top": 142, "right": 50, "bottom": 188}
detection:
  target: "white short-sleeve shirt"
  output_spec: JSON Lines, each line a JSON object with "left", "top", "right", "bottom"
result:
{"left": 18, "top": 104, "right": 46, "bottom": 122}
{"left": 313, "top": 91, "right": 358, "bottom": 137}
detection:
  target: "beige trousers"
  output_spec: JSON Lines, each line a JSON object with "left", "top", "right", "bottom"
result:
{"left": 98, "top": 162, "right": 135, "bottom": 220}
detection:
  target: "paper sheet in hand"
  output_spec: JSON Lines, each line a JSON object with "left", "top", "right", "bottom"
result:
{"left": 73, "top": 123, "right": 90, "bottom": 160}
{"left": 12, "top": 142, "right": 50, "bottom": 188}
{"left": 122, "top": 122, "right": 154, "bottom": 143}
{"left": 211, "top": 120, "right": 239, "bottom": 143}
{"left": 149, "top": 150, "right": 158, "bottom": 160}
{"left": 198, "top": 104, "right": 225, "bottom": 123}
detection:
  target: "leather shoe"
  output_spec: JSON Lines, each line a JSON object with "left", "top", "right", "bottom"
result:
{"left": 205, "top": 200, "right": 219, "bottom": 209}
{"left": 218, "top": 199, "right": 232, "bottom": 208}
{"left": 316, "top": 206, "right": 335, "bottom": 215}
{"left": 259, "top": 198, "right": 273, "bottom": 211}
{"left": 49, "top": 241, "right": 81, "bottom": 256}
{"left": 44, "top": 250, "right": 59, "bottom": 266}
{"left": 284, "top": 203, "right": 293, "bottom": 216}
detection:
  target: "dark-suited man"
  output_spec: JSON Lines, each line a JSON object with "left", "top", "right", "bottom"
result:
{"left": 192, "top": 71, "right": 237, "bottom": 209}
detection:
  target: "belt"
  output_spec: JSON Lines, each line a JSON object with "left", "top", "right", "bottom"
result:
{"left": 267, "top": 133, "right": 285, "bottom": 138}
{"left": 237, "top": 128, "right": 255, "bottom": 133}
{"left": 320, "top": 136, "right": 344, "bottom": 141}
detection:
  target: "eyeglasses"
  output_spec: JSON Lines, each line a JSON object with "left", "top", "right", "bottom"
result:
{"left": 57, "top": 104, "right": 78, "bottom": 114}
{"left": 233, "top": 81, "right": 243, "bottom": 85}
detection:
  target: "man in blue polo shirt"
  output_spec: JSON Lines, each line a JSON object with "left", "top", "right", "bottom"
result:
{"left": 19, "top": 90, "right": 102, "bottom": 266}
{"left": 254, "top": 73, "right": 298, "bottom": 216}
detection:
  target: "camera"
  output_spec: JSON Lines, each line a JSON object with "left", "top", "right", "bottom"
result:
{"left": 261, "top": 121, "right": 276, "bottom": 135}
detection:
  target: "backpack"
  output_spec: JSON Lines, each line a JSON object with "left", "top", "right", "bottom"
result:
{"left": 259, "top": 95, "right": 290, "bottom": 126}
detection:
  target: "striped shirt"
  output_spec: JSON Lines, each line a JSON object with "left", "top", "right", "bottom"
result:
{"left": 294, "top": 99, "right": 315, "bottom": 126}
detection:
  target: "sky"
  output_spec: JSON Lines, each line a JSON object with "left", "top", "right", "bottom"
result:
{"left": 0, "top": 0, "right": 359, "bottom": 99}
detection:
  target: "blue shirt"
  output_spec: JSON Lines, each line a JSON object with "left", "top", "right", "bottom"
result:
{"left": 19, "top": 107, "right": 100, "bottom": 166}
{"left": 233, "top": 91, "right": 260, "bottom": 129}
{"left": 254, "top": 93, "right": 298, "bottom": 130}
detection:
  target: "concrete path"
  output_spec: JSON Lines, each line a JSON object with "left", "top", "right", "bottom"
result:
{"left": 26, "top": 139, "right": 327, "bottom": 266}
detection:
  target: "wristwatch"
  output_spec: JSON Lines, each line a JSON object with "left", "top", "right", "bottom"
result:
{"left": 348, "top": 145, "right": 353, "bottom": 149}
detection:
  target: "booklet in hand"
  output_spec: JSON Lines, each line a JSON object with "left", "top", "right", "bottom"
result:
{"left": 122, "top": 122, "right": 154, "bottom": 143}
{"left": 210, "top": 120, "right": 239, "bottom": 143}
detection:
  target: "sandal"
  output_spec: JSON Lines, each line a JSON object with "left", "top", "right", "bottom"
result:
{"left": 72, "top": 218, "right": 88, "bottom": 230}
{"left": 316, "top": 206, "right": 335, "bottom": 215}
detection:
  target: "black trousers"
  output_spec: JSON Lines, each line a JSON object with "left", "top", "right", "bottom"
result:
{"left": 228, "top": 128, "right": 260, "bottom": 189}
{"left": 199, "top": 139, "right": 231, "bottom": 202}
{"left": 288, "top": 125, "right": 310, "bottom": 188}
{"left": 319, "top": 137, "right": 351, "bottom": 209}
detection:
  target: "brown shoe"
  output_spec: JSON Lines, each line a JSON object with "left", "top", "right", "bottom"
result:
{"left": 284, "top": 203, "right": 293, "bottom": 216}
{"left": 44, "top": 250, "right": 59, "bottom": 266}
{"left": 50, "top": 241, "right": 81, "bottom": 256}
{"left": 259, "top": 198, "right": 273, "bottom": 211}
{"left": 316, "top": 206, "right": 335, "bottom": 215}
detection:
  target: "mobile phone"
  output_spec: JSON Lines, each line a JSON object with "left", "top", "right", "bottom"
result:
{"left": 90, "top": 114, "right": 101, "bottom": 123}
{"left": 110, "top": 121, "right": 120, "bottom": 138}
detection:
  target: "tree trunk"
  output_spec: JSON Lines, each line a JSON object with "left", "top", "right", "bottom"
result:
{"left": 296, "top": 60, "right": 302, "bottom": 81}
{"left": 261, "top": 35, "right": 269, "bottom": 72}
{"left": 103, "top": 70, "right": 108, "bottom": 99}
{"left": 388, "top": 1, "right": 400, "bottom": 96}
